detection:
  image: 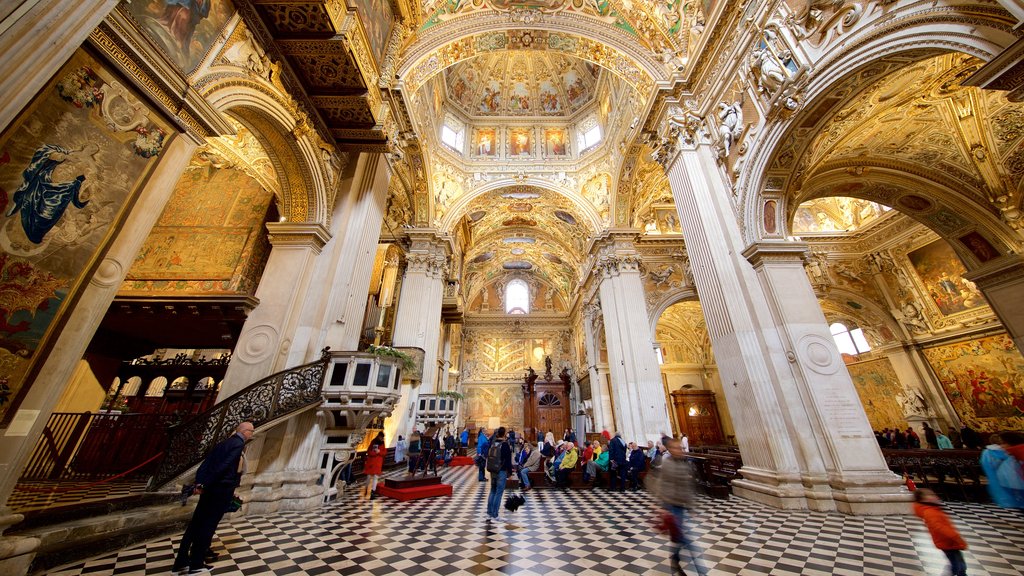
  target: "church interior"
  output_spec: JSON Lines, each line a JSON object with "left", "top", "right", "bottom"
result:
{"left": 0, "top": 0, "right": 1023, "bottom": 574}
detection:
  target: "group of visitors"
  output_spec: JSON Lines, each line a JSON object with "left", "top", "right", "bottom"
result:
{"left": 874, "top": 422, "right": 983, "bottom": 450}
{"left": 393, "top": 426, "right": 463, "bottom": 476}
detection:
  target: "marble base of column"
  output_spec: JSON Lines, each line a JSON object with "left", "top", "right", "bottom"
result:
{"left": 243, "top": 469, "right": 322, "bottom": 515}
{"left": 0, "top": 510, "right": 36, "bottom": 576}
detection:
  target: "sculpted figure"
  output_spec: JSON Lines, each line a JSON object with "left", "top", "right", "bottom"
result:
{"left": 717, "top": 101, "right": 744, "bottom": 157}
{"left": 750, "top": 47, "right": 786, "bottom": 95}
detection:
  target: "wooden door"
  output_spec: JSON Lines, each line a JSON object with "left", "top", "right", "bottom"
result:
{"left": 671, "top": 390, "right": 724, "bottom": 446}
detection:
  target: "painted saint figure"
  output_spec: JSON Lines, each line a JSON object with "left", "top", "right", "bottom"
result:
{"left": 6, "top": 144, "right": 88, "bottom": 244}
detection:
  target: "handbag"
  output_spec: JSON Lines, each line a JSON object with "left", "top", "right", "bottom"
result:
{"left": 225, "top": 494, "right": 243, "bottom": 513}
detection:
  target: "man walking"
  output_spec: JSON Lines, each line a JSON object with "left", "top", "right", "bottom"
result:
{"left": 608, "top": 431, "right": 628, "bottom": 491}
{"left": 650, "top": 438, "right": 706, "bottom": 575}
{"left": 485, "top": 426, "right": 512, "bottom": 520}
{"left": 173, "top": 422, "right": 253, "bottom": 575}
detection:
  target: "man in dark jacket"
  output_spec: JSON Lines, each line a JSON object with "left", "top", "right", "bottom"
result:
{"left": 174, "top": 422, "right": 253, "bottom": 575}
{"left": 608, "top": 431, "right": 628, "bottom": 491}
{"left": 627, "top": 442, "right": 647, "bottom": 491}
{"left": 486, "top": 426, "right": 513, "bottom": 520}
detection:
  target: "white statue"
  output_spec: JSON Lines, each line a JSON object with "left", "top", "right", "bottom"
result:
{"left": 717, "top": 101, "right": 744, "bottom": 157}
{"left": 750, "top": 47, "right": 787, "bottom": 95}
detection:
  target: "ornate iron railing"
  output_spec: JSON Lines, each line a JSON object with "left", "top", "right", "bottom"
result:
{"left": 148, "top": 350, "right": 332, "bottom": 489}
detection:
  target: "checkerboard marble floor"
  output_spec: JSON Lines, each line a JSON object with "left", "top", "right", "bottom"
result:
{"left": 51, "top": 465, "right": 1024, "bottom": 575}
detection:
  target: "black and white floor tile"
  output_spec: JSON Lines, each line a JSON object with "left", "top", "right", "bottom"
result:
{"left": 50, "top": 466, "right": 1024, "bottom": 575}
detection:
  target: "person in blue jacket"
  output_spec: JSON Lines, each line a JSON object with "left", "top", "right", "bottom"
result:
{"left": 476, "top": 428, "right": 490, "bottom": 481}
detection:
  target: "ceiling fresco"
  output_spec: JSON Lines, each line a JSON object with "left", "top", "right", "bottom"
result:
{"left": 797, "top": 54, "right": 1024, "bottom": 207}
{"left": 655, "top": 301, "right": 712, "bottom": 366}
{"left": 445, "top": 53, "right": 601, "bottom": 118}
{"left": 458, "top": 186, "right": 594, "bottom": 304}
{"left": 792, "top": 197, "right": 891, "bottom": 235}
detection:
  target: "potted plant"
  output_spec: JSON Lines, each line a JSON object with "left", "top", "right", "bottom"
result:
{"left": 366, "top": 345, "right": 416, "bottom": 370}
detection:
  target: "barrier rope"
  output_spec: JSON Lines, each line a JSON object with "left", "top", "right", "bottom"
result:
{"left": 14, "top": 451, "right": 165, "bottom": 494}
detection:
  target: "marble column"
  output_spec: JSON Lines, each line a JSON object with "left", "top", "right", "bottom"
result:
{"left": 241, "top": 409, "right": 322, "bottom": 514}
{"left": 285, "top": 152, "right": 389, "bottom": 366}
{"left": 220, "top": 223, "right": 330, "bottom": 397}
{"left": 595, "top": 239, "right": 672, "bottom": 444}
{"left": 0, "top": 0, "right": 118, "bottom": 130}
{"left": 664, "top": 142, "right": 906, "bottom": 513}
{"left": 0, "top": 136, "right": 197, "bottom": 573}
{"left": 582, "top": 302, "right": 613, "bottom": 433}
{"left": 387, "top": 231, "right": 447, "bottom": 439}
{"left": 965, "top": 254, "right": 1024, "bottom": 355}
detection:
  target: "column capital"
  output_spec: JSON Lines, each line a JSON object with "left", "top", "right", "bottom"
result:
{"left": 266, "top": 222, "right": 331, "bottom": 251}
{"left": 597, "top": 254, "right": 643, "bottom": 278}
{"left": 963, "top": 253, "right": 1024, "bottom": 289}
{"left": 742, "top": 240, "right": 811, "bottom": 267}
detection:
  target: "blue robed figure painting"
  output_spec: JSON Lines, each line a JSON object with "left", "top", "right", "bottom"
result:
{"left": 6, "top": 144, "right": 88, "bottom": 244}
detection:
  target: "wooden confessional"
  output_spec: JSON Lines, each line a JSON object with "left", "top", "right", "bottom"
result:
{"left": 522, "top": 358, "right": 571, "bottom": 442}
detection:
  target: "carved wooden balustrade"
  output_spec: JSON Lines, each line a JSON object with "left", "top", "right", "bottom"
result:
{"left": 882, "top": 449, "right": 986, "bottom": 502}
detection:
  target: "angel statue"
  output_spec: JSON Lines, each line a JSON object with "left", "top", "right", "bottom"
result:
{"left": 750, "top": 46, "right": 787, "bottom": 95}
{"left": 717, "top": 101, "right": 743, "bottom": 157}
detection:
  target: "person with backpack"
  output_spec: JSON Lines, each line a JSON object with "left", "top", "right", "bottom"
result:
{"left": 486, "top": 426, "right": 512, "bottom": 521}
{"left": 419, "top": 427, "right": 438, "bottom": 475}
{"left": 476, "top": 428, "right": 490, "bottom": 481}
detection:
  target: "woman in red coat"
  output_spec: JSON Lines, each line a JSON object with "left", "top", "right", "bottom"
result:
{"left": 363, "top": 431, "right": 385, "bottom": 500}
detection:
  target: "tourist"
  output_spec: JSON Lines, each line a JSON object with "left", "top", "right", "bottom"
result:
{"left": 913, "top": 488, "right": 968, "bottom": 576}
{"left": 407, "top": 430, "right": 421, "bottom": 475}
{"left": 923, "top": 422, "right": 938, "bottom": 449}
{"left": 947, "top": 426, "right": 963, "bottom": 449}
{"left": 476, "top": 428, "right": 490, "bottom": 481}
{"left": 394, "top": 434, "right": 407, "bottom": 464}
{"left": 460, "top": 426, "right": 469, "bottom": 448}
{"left": 649, "top": 437, "right": 706, "bottom": 575}
{"left": 627, "top": 441, "right": 647, "bottom": 491}
{"left": 894, "top": 428, "right": 907, "bottom": 449}
{"left": 557, "top": 442, "right": 578, "bottom": 488}
{"left": 608, "top": 431, "right": 628, "bottom": 492}
{"left": 961, "top": 424, "right": 981, "bottom": 449}
{"left": 508, "top": 427, "right": 517, "bottom": 445}
{"left": 907, "top": 427, "right": 921, "bottom": 448}
{"left": 581, "top": 441, "right": 595, "bottom": 482}
{"left": 486, "top": 426, "right": 512, "bottom": 520}
{"left": 680, "top": 433, "right": 689, "bottom": 452}
{"left": 980, "top": 433, "right": 1024, "bottom": 509}
{"left": 419, "top": 428, "right": 438, "bottom": 475}
{"left": 545, "top": 429, "right": 555, "bottom": 447}
{"left": 517, "top": 441, "right": 540, "bottom": 491}
{"left": 936, "top": 430, "right": 954, "bottom": 450}
{"left": 173, "top": 422, "right": 253, "bottom": 576}
{"left": 363, "top": 431, "right": 385, "bottom": 500}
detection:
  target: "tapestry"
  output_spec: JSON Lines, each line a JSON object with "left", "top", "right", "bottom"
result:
{"left": 846, "top": 358, "right": 907, "bottom": 430}
{"left": 907, "top": 239, "right": 986, "bottom": 316}
{"left": 126, "top": 0, "right": 236, "bottom": 73}
{"left": 922, "top": 333, "right": 1024, "bottom": 433}
{"left": 128, "top": 228, "right": 249, "bottom": 279}
{"left": 0, "top": 50, "right": 171, "bottom": 421}
{"left": 464, "top": 384, "right": 524, "bottom": 430}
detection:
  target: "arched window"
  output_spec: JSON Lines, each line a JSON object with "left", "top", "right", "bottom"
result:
{"left": 505, "top": 279, "right": 530, "bottom": 314}
{"left": 830, "top": 322, "right": 871, "bottom": 355}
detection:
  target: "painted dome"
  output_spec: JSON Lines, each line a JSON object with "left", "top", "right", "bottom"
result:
{"left": 445, "top": 52, "right": 601, "bottom": 118}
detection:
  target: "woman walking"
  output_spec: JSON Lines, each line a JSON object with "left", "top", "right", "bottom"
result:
{"left": 363, "top": 431, "right": 385, "bottom": 500}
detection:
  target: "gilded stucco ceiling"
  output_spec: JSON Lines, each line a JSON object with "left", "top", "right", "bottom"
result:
{"left": 799, "top": 54, "right": 1024, "bottom": 204}
{"left": 792, "top": 197, "right": 891, "bottom": 234}
{"left": 654, "top": 301, "right": 711, "bottom": 365}
{"left": 445, "top": 53, "right": 601, "bottom": 118}
{"left": 461, "top": 186, "right": 593, "bottom": 303}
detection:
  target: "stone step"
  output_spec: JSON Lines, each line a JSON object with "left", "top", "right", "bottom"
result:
{"left": 9, "top": 496, "right": 192, "bottom": 575}
{"left": 383, "top": 475, "right": 443, "bottom": 489}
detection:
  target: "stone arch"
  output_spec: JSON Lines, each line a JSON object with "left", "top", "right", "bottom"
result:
{"left": 202, "top": 79, "right": 331, "bottom": 225}
{"left": 438, "top": 178, "right": 605, "bottom": 236}
{"left": 816, "top": 287, "right": 904, "bottom": 349}
{"left": 797, "top": 167, "right": 1018, "bottom": 269}
{"left": 396, "top": 14, "right": 668, "bottom": 97}
{"left": 739, "top": 3, "right": 1021, "bottom": 255}
{"left": 647, "top": 287, "right": 699, "bottom": 337}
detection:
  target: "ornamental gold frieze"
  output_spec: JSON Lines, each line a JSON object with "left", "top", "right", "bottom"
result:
{"left": 251, "top": 3, "right": 338, "bottom": 35}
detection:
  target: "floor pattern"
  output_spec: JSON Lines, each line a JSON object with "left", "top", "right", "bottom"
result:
{"left": 51, "top": 466, "right": 1024, "bottom": 575}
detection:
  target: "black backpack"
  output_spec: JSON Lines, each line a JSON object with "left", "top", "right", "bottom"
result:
{"left": 486, "top": 440, "right": 504, "bottom": 473}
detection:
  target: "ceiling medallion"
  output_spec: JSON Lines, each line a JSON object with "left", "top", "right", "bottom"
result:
{"left": 503, "top": 216, "right": 538, "bottom": 226}
{"left": 507, "top": 202, "right": 534, "bottom": 212}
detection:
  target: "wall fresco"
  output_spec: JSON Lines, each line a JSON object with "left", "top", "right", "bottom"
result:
{"left": 923, "top": 333, "right": 1024, "bottom": 433}
{"left": 464, "top": 383, "right": 524, "bottom": 430}
{"left": 846, "top": 358, "right": 907, "bottom": 431}
{"left": 907, "top": 239, "right": 986, "bottom": 316}
{"left": 353, "top": 0, "right": 394, "bottom": 65}
{"left": 124, "top": 165, "right": 273, "bottom": 292}
{"left": 126, "top": 0, "right": 236, "bottom": 73}
{"left": 0, "top": 50, "right": 171, "bottom": 421}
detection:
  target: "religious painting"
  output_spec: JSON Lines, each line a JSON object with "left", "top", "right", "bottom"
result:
{"left": 922, "top": 333, "right": 1024, "bottom": 433}
{"left": 126, "top": 0, "right": 236, "bottom": 73}
{"left": 509, "top": 81, "right": 531, "bottom": 113}
{"left": 353, "top": 0, "right": 394, "bottom": 64}
{"left": 542, "top": 128, "right": 568, "bottom": 157}
{"left": 763, "top": 200, "right": 777, "bottom": 234}
{"left": 479, "top": 81, "right": 502, "bottom": 113}
{"left": 655, "top": 207, "right": 681, "bottom": 234}
{"left": 0, "top": 50, "right": 172, "bottom": 422}
{"left": 450, "top": 67, "right": 478, "bottom": 108}
{"left": 129, "top": 228, "right": 249, "bottom": 280}
{"left": 958, "top": 231, "right": 999, "bottom": 263}
{"left": 509, "top": 128, "right": 533, "bottom": 157}
{"left": 907, "top": 239, "right": 986, "bottom": 316}
{"left": 472, "top": 128, "right": 497, "bottom": 157}
{"left": 582, "top": 174, "right": 611, "bottom": 223}
{"left": 563, "top": 70, "right": 587, "bottom": 107}
{"left": 464, "top": 384, "right": 524, "bottom": 431}
{"left": 538, "top": 81, "right": 562, "bottom": 113}
{"left": 846, "top": 358, "right": 907, "bottom": 430}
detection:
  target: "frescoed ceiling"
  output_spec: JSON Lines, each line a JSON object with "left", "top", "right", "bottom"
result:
{"left": 459, "top": 186, "right": 594, "bottom": 305}
{"left": 654, "top": 301, "right": 712, "bottom": 366}
{"left": 792, "top": 197, "right": 892, "bottom": 234}
{"left": 794, "top": 54, "right": 1024, "bottom": 209}
{"left": 445, "top": 53, "right": 601, "bottom": 118}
